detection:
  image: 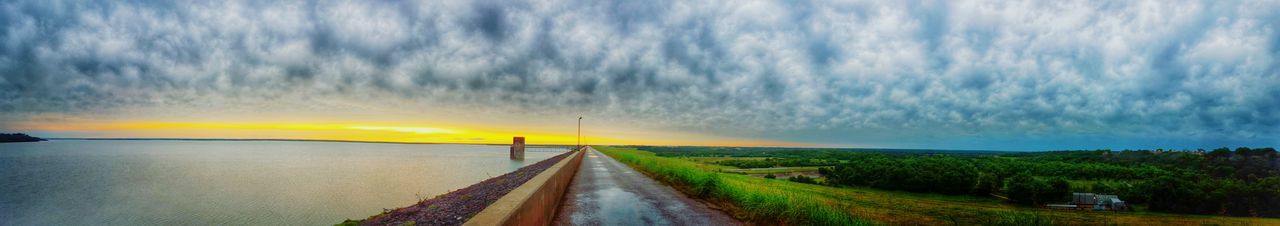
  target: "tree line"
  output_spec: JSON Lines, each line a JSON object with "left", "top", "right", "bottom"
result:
{"left": 820, "top": 148, "right": 1280, "bottom": 217}
{"left": 643, "top": 146, "right": 1279, "bottom": 217}
{"left": 0, "top": 133, "right": 45, "bottom": 143}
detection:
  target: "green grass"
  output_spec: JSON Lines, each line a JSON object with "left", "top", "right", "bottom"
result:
{"left": 596, "top": 146, "right": 872, "bottom": 225}
{"left": 334, "top": 219, "right": 361, "bottom": 226}
{"left": 595, "top": 146, "right": 1280, "bottom": 226}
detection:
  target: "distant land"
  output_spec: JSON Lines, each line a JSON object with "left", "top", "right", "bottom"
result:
{"left": 595, "top": 145, "right": 1280, "bottom": 224}
{"left": 633, "top": 145, "right": 1021, "bottom": 155}
{"left": 0, "top": 133, "right": 45, "bottom": 143}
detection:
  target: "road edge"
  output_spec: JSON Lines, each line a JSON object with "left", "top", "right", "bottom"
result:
{"left": 463, "top": 147, "right": 587, "bottom": 226}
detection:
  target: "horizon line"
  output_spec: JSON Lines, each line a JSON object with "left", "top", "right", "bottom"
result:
{"left": 39, "top": 137, "right": 1033, "bottom": 152}
{"left": 28, "top": 137, "right": 1271, "bottom": 153}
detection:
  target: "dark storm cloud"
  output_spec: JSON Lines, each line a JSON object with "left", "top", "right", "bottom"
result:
{"left": 1, "top": 0, "right": 1278, "bottom": 149}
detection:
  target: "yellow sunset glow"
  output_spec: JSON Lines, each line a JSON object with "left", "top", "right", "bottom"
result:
{"left": 11, "top": 120, "right": 797, "bottom": 147}
{"left": 347, "top": 126, "right": 460, "bottom": 135}
{"left": 100, "top": 122, "right": 598, "bottom": 144}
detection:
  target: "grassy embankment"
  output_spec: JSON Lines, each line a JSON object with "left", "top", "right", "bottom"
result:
{"left": 595, "top": 146, "right": 1280, "bottom": 225}
{"left": 596, "top": 146, "right": 869, "bottom": 225}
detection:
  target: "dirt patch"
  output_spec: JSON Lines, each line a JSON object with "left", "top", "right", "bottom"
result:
{"left": 747, "top": 172, "right": 821, "bottom": 180}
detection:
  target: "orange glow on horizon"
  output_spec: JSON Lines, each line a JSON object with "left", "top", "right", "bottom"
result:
{"left": 12, "top": 120, "right": 805, "bottom": 147}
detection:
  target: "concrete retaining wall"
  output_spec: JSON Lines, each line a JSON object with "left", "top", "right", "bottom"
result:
{"left": 464, "top": 147, "right": 586, "bottom": 226}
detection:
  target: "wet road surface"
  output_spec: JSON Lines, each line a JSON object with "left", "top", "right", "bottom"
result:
{"left": 553, "top": 147, "right": 739, "bottom": 226}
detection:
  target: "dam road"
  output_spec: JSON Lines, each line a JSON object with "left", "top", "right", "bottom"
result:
{"left": 553, "top": 147, "right": 739, "bottom": 225}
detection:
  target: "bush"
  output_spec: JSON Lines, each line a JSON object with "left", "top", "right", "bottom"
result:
{"left": 789, "top": 175, "right": 817, "bottom": 184}
{"left": 827, "top": 155, "right": 978, "bottom": 195}
{"left": 1004, "top": 174, "right": 1069, "bottom": 205}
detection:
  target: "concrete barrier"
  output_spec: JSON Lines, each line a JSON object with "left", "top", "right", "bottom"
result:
{"left": 464, "top": 147, "right": 586, "bottom": 226}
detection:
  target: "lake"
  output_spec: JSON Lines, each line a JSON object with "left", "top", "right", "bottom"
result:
{"left": 0, "top": 140, "right": 565, "bottom": 225}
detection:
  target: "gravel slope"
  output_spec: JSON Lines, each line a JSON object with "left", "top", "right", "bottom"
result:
{"left": 359, "top": 151, "right": 574, "bottom": 226}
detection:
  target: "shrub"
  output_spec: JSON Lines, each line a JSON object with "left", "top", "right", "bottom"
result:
{"left": 789, "top": 175, "right": 817, "bottom": 184}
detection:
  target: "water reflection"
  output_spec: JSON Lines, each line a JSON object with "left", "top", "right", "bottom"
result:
{"left": 0, "top": 140, "right": 564, "bottom": 225}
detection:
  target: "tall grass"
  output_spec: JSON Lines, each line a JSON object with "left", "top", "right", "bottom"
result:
{"left": 596, "top": 146, "right": 873, "bottom": 225}
{"left": 980, "top": 211, "right": 1056, "bottom": 226}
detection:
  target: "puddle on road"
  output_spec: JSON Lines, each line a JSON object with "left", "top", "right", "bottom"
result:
{"left": 573, "top": 187, "right": 670, "bottom": 226}
{"left": 566, "top": 150, "right": 711, "bottom": 225}
{"left": 590, "top": 155, "right": 608, "bottom": 172}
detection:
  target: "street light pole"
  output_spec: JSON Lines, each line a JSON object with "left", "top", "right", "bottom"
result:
{"left": 578, "top": 117, "right": 583, "bottom": 150}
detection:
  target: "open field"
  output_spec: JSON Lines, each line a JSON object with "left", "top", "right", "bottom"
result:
{"left": 684, "top": 156, "right": 769, "bottom": 164}
{"left": 595, "top": 146, "right": 1280, "bottom": 225}
{"left": 721, "top": 166, "right": 822, "bottom": 174}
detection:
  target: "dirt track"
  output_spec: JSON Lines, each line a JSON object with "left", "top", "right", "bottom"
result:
{"left": 553, "top": 147, "right": 739, "bottom": 226}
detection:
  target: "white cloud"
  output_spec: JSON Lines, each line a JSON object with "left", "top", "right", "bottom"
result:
{"left": 1, "top": 0, "right": 1277, "bottom": 149}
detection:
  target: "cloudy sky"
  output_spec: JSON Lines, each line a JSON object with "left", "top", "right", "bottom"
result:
{"left": 2, "top": 0, "right": 1278, "bottom": 150}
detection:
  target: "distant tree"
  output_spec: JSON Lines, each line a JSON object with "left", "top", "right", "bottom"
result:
{"left": 1044, "top": 177, "right": 1071, "bottom": 203}
{"left": 1005, "top": 174, "right": 1046, "bottom": 205}
{"left": 789, "top": 175, "right": 817, "bottom": 184}
{"left": 972, "top": 173, "right": 999, "bottom": 195}
{"left": 817, "top": 167, "right": 832, "bottom": 176}
{"left": 1004, "top": 174, "right": 1068, "bottom": 205}
{"left": 0, "top": 133, "right": 44, "bottom": 143}
{"left": 1209, "top": 147, "right": 1233, "bottom": 159}
{"left": 1145, "top": 175, "right": 1200, "bottom": 213}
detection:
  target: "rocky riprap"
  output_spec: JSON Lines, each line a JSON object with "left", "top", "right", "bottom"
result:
{"left": 355, "top": 151, "right": 574, "bottom": 226}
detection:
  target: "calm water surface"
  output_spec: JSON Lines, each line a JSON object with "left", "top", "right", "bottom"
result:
{"left": 0, "top": 140, "right": 564, "bottom": 225}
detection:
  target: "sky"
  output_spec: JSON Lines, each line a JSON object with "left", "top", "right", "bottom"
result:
{"left": 1, "top": 0, "right": 1278, "bottom": 151}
